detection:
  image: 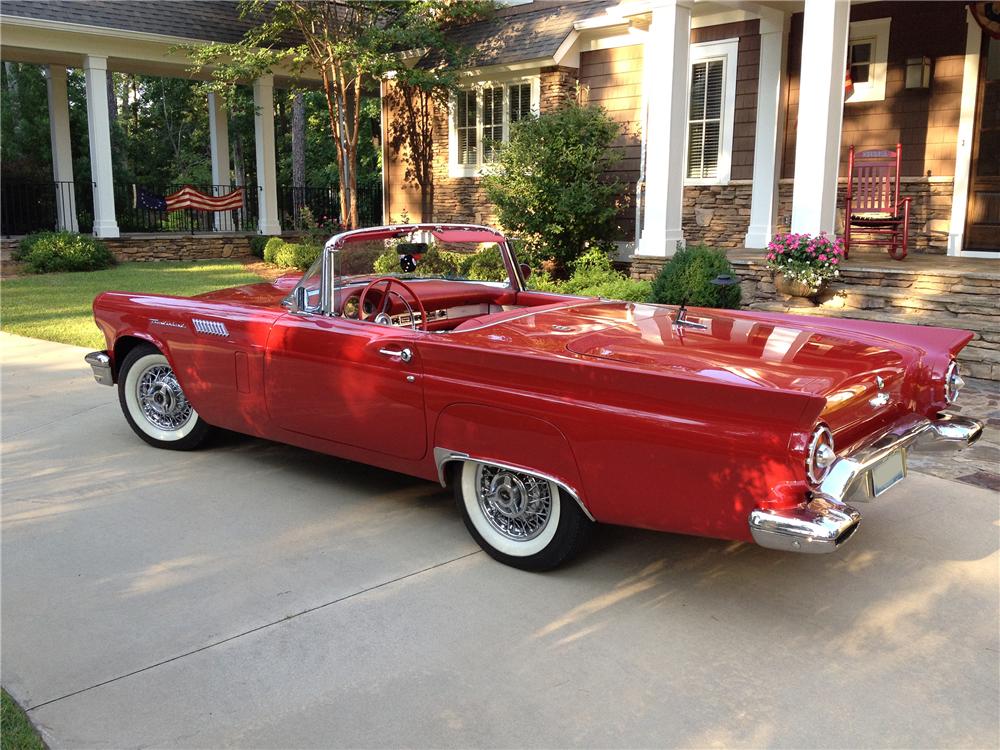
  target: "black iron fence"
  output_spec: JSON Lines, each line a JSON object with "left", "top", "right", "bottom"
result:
{"left": 1, "top": 180, "right": 383, "bottom": 237}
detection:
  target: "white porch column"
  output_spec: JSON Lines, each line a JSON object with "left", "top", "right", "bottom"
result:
{"left": 638, "top": 0, "right": 692, "bottom": 258}
{"left": 45, "top": 65, "right": 78, "bottom": 233}
{"left": 208, "top": 91, "right": 234, "bottom": 232}
{"left": 744, "top": 10, "right": 788, "bottom": 248}
{"left": 947, "top": 8, "right": 985, "bottom": 256}
{"left": 83, "top": 55, "right": 119, "bottom": 238}
{"left": 253, "top": 76, "right": 281, "bottom": 235}
{"left": 789, "top": 0, "right": 850, "bottom": 235}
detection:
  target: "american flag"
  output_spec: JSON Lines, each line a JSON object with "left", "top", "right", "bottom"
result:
{"left": 135, "top": 186, "right": 244, "bottom": 212}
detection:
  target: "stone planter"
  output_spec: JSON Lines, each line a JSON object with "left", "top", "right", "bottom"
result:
{"left": 774, "top": 272, "right": 827, "bottom": 299}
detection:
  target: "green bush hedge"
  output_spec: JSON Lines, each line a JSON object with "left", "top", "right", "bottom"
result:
{"left": 14, "top": 232, "right": 116, "bottom": 274}
{"left": 372, "top": 244, "right": 508, "bottom": 282}
{"left": 273, "top": 242, "right": 321, "bottom": 271}
{"left": 248, "top": 235, "right": 272, "bottom": 259}
{"left": 649, "top": 245, "right": 741, "bottom": 309}
{"left": 530, "top": 247, "right": 651, "bottom": 302}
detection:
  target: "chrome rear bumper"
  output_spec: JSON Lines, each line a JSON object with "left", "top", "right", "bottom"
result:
{"left": 85, "top": 351, "right": 113, "bottom": 386}
{"left": 750, "top": 412, "right": 983, "bottom": 554}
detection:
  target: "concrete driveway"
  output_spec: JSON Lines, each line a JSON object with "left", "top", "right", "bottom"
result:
{"left": 2, "top": 333, "right": 998, "bottom": 749}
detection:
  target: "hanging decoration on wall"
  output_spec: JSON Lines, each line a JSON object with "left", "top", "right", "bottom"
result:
{"left": 970, "top": 2, "right": 1000, "bottom": 39}
{"left": 134, "top": 185, "right": 244, "bottom": 212}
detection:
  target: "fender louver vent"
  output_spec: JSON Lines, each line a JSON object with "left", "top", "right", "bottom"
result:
{"left": 192, "top": 318, "right": 230, "bottom": 337}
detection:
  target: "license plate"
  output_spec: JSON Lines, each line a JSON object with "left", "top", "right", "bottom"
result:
{"left": 870, "top": 448, "right": 906, "bottom": 497}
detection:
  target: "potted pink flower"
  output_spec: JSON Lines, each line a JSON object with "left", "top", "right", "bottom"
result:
{"left": 765, "top": 232, "right": 844, "bottom": 298}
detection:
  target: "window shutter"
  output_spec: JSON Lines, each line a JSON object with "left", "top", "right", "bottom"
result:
{"left": 687, "top": 58, "right": 725, "bottom": 179}
{"left": 509, "top": 83, "right": 532, "bottom": 123}
{"left": 457, "top": 90, "right": 477, "bottom": 165}
{"left": 483, "top": 86, "right": 503, "bottom": 162}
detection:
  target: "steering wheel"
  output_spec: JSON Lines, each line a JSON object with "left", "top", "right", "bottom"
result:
{"left": 357, "top": 277, "right": 429, "bottom": 331}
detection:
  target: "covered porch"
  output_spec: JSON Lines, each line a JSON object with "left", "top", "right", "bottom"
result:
{"left": 0, "top": 4, "right": 382, "bottom": 241}
{"left": 632, "top": 0, "right": 998, "bottom": 261}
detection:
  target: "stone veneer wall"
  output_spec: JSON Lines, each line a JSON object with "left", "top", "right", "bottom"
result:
{"left": 683, "top": 183, "right": 754, "bottom": 248}
{"left": 430, "top": 66, "right": 580, "bottom": 225}
{"left": 773, "top": 178, "right": 954, "bottom": 255}
{"left": 1, "top": 234, "right": 254, "bottom": 264}
{"left": 98, "top": 234, "right": 254, "bottom": 262}
{"left": 629, "top": 254, "right": 1000, "bottom": 381}
{"left": 678, "top": 177, "right": 953, "bottom": 253}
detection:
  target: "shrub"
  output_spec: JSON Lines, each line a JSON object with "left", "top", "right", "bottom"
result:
{"left": 262, "top": 236, "right": 287, "bottom": 264}
{"left": 248, "top": 235, "right": 272, "bottom": 259}
{"left": 14, "top": 231, "right": 115, "bottom": 273}
{"left": 765, "top": 232, "right": 844, "bottom": 290}
{"left": 271, "top": 242, "right": 322, "bottom": 271}
{"left": 649, "top": 245, "right": 741, "bottom": 309}
{"left": 482, "top": 101, "right": 623, "bottom": 272}
{"left": 528, "top": 247, "right": 651, "bottom": 302}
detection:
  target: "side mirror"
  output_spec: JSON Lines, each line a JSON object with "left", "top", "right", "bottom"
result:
{"left": 293, "top": 285, "right": 307, "bottom": 312}
{"left": 519, "top": 263, "right": 532, "bottom": 280}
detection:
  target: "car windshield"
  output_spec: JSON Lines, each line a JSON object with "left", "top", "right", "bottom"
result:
{"left": 332, "top": 238, "right": 510, "bottom": 286}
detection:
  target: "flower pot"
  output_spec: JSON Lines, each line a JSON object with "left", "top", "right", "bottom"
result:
{"left": 774, "top": 272, "right": 826, "bottom": 299}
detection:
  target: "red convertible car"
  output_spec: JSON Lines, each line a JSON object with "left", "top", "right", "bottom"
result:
{"left": 86, "top": 223, "right": 982, "bottom": 570}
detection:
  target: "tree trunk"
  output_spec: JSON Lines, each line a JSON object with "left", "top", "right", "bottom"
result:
{"left": 291, "top": 91, "right": 306, "bottom": 227}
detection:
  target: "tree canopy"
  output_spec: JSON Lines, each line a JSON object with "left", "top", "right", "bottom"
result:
{"left": 187, "top": 0, "right": 493, "bottom": 227}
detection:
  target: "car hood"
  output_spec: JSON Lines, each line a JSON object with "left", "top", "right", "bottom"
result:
{"left": 192, "top": 272, "right": 301, "bottom": 308}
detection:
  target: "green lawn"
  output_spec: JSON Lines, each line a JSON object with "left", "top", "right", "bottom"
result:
{"left": 1, "top": 689, "right": 45, "bottom": 750}
{"left": 0, "top": 260, "right": 264, "bottom": 349}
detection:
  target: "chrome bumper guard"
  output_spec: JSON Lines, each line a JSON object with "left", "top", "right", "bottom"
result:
{"left": 85, "top": 351, "right": 114, "bottom": 386}
{"left": 750, "top": 412, "right": 983, "bottom": 554}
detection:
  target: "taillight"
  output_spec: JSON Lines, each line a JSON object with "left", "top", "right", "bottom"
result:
{"left": 944, "top": 360, "right": 964, "bottom": 405}
{"left": 806, "top": 424, "right": 837, "bottom": 485}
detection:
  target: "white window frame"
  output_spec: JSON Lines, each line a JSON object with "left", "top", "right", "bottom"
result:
{"left": 846, "top": 17, "right": 891, "bottom": 104}
{"left": 684, "top": 38, "right": 739, "bottom": 186}
{"left": 448, "top": 75, "right": 540, "bottom": 178}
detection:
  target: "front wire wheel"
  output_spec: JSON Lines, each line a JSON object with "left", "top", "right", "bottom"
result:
{"left": 456, "top": 461, "right": 593, "bottom": 571}
{"left": 118, "top": 345, "right": 211, "bottom": 450}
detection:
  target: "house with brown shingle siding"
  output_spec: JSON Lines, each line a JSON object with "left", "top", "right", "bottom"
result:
{"left": 382, "top": 0, "right": 999, "bottom": 261}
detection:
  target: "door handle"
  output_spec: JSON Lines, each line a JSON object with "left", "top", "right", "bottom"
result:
{"left": 378, "top": 347, "right": 413, "bottom": 363}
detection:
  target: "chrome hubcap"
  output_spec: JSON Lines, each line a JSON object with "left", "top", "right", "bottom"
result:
{"left": 136, "top": 364, "right": 192, "bottom": 431}
{"left": 476, "top": 464, "right": 552, "bottom": 541}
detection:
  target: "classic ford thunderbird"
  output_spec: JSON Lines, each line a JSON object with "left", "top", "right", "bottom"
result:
{"left": 86, "top": 224, "right": 983, "bottom": 570}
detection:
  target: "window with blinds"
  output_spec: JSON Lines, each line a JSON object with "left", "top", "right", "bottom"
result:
{"left": 687, "top": 58, "right": 725, "bottom": 180}
{"left": 509, "top": 83, "right": 532, "bottom": 124}
{"left": 482, "top": 86, "right": 504, "bottom": 163}
{"left": 452, "top": 80, "right": 536, "bottom": 172}
{"left": 456, "top": 90, "right": 477, "bottom": 165}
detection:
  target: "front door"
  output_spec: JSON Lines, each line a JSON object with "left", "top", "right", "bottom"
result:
{"left": 264, "top": 313, "right": 426, "bottom": 461}
{"left": 966, "top": 34, "right": 1000, "bottom": 251}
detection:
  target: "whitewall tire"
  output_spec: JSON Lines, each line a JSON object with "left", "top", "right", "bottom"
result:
{"left": 118, "top": 345, "right": 211, "bottom": 450}
{"left": 455, "top": 461, "right": 592, "bottom": 571}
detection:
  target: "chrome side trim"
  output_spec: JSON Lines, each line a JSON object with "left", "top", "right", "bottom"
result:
{"left": 433, "top": 447, "right": 596, "bottom": 522}
{"left": 817, "top": 413, "right": 983, "bottom": 503}
{"left": 749, "top": 496, "right": 861, "bottom": 554}
{"left": 85, "top": 351, "right": 114, "bottom": 386}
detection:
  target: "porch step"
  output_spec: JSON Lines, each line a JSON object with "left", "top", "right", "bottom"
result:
{"left": 748, "top": 300, "right": 1000, "bottom": 333}
{"left": 821, "top": 283, "right": 998, "bottom": 316}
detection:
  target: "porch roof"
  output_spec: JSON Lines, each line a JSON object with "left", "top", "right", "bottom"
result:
{"left": 0, "top": 0, "right": 253, "bottom": 44}
{"left": 426, "top": 0, "right": 616, "bottom": 68}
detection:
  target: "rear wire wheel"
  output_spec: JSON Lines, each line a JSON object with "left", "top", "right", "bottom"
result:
{"left": 454, "top": 461, "right": 593, "bottom": 571}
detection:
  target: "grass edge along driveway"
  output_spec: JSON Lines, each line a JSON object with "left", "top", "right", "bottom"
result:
{"left": 1, "top": 689, "right": 45, "bottom": 750}
{"left": 0, "top": 260, "right": 265, "bottom": 350}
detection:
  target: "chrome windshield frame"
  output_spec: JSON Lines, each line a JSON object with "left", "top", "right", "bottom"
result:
{"left": 289, "top": 223, "right": 524, "bottom": 318}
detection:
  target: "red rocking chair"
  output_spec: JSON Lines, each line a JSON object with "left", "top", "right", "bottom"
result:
{"left": 844, "top": 143, "right": 912, "bottom": 260}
